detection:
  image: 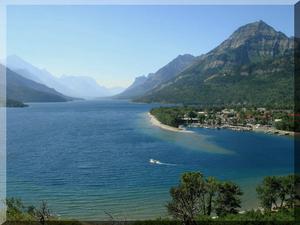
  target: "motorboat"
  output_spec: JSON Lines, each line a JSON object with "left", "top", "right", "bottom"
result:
{"left": 149, "top": 159, "right": 161, "bottom": 164}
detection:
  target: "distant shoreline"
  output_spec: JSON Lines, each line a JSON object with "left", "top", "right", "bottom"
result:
{"left": 148, "top": 113, "right": 193, "bottom": 133}
{"left": 148, "top": 112, "right": 296, "bottom": 137}
{"left": 187, "top": 123, "right": 296, "bottom": 136}
{"left": 252, "top": 126, "right": 295, "bottom": 136}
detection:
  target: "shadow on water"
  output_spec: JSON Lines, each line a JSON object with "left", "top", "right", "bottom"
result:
{"left": 137, "top": 113, "right": 234, "bottom": 155}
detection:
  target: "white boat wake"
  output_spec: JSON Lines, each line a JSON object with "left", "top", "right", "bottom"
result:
{"left": 149, "top": 158, "right": 176, "bottom": 166}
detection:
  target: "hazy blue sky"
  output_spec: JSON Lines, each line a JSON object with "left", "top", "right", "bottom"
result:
{"left": 7, "top": 5, "right": 293, "bottom": 88}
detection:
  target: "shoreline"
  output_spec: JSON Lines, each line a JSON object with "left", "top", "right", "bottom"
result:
{"left": 148, "top": 113, "right": 193, "bottom": 133}
{"left": 148, "top": 112, "right": 296, "bottom": 137}
{"left": 252, "top": 126, "right": 295, "bottom": 137}
{"left": 187, "top": 123, "right": 296, "bottom": 136}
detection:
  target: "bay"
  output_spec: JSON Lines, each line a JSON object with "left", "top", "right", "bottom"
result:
{"left": 7, "top": 100, "right": 294, "bottom": 220}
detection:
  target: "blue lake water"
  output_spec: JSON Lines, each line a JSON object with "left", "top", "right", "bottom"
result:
{"left": 7, "top": 100, "right": 294, "bottom": 220}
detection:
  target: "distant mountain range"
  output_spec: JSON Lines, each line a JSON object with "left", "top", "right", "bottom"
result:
{"left": 6, "top": 55, "right": 124, "bottom": 99}
{"left": 4, "top": 65, "right": 76, "bottom": 104}
{"left": 116, "top": 54, "right": 196, "bottom": 99}
{"left": 4, "top": 20, "right": 294, "bottom": 107}
{"left": 2, "top": 55, "right": 126, "bottom": 106}
{"left": 57, "top": 75, "right": 124, "bottom": 98}
{"left": 118, "top": 21, "right": 294, "bottom": 107}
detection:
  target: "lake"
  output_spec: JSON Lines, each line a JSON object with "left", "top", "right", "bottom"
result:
{"left": 7, "top": 100, "right": 294, "bottom": 220}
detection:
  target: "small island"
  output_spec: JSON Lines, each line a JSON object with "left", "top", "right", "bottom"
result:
{"left": 150, "top": 106, "right": 297, "bottom": 136}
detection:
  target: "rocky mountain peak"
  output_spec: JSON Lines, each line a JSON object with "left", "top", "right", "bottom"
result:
{"left": 214, "top": 20, "right": 291, "bottom": 54}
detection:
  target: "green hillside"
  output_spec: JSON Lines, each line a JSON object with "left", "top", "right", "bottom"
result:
{"left": 4, "top": 65, "right": 77, "bottom": 105}
{"left": 135, "top": 21, "right": 294, "bottom": 108}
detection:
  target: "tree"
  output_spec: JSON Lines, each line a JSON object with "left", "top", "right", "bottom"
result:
{"left": 274, "top": 115, "right": 294, "bottom": 131}
{"left": 6, "top": 198, "right": 35, "bottom": 221}
{"left": 216, "top": 118, "right": 222, "bottom": 126}
{"left": 6, "top": 198, "right": 25, "bottom": 221}
{"left": 34, "top": 201, "right": 52, "bottom": 225}
{"left": 215, "top": 181, "right": 243, "bottom": 217}
{"left": 167, "top": 172, "right": 206, "bottom": 225}
{"left": 167, "top": 172, "right": 243, "bottom": 223}
{"left": 256, "top": 176, "right": 280, "bottom": 210}
{"left": 283, "top": 174, "right": 300, "bottom": 208}
{"left": 257, "top": 175, "right": 300, "bottom": 211}
{"left": 187, "top": 111, "right": 197, "bottom": 119}
{"left": 197, "top": 114, "right": 206, "bottom": 124}
{"left": 205, "top": 177, "right": 219, "bottom": 216}
{"left": 150, "top": 107, "right": 183, "bottom": 128}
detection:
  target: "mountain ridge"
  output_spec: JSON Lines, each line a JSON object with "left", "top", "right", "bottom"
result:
{"left": 4, "top": 65, "right": 77, "bottom": 103}
{"left": 133, "top": 20, "right": 294, "bottom": 107}
{"left": 6, "top": 55, "right": 124, "bottom": 99}
{"left": 116, "top": 54, "right": 196, "bottom": 99}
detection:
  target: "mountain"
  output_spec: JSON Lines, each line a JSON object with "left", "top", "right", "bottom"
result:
{"left": 116, "top": 76, "right": 147, "bottom": 99}
{"left": 117, "top": 54, "right": 196, "bottom": 99}
{"left": 4, "top": 65, "right": 75, "bottom": 103}
{"left": 6, "top": 55, "right": 120, "bottom": 98}
{"left": 107, "top": 86, "right": 126, "bottom": 96}
{"left": 58, "top": 75, "right": 106, "bottom": 98}
{"left": 136, "top": 21, "right": 294, "bottom": 107}
{"left": 6, "top": 55, "right": 69, "bottom": 93}
{"left": 58, "top": 75, "right": 125, "bottom": 98}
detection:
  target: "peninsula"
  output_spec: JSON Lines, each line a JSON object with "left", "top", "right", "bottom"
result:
{"left": 148, "top": 112, "right": 193, "bottom": 133}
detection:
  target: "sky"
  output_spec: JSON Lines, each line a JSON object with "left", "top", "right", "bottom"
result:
{"left": 7, "top": 5, "right": 294, "bottom": 88}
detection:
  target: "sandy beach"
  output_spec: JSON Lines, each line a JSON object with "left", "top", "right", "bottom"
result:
{"left": 148, "top": 113, "right": 193, "bottom": 133}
